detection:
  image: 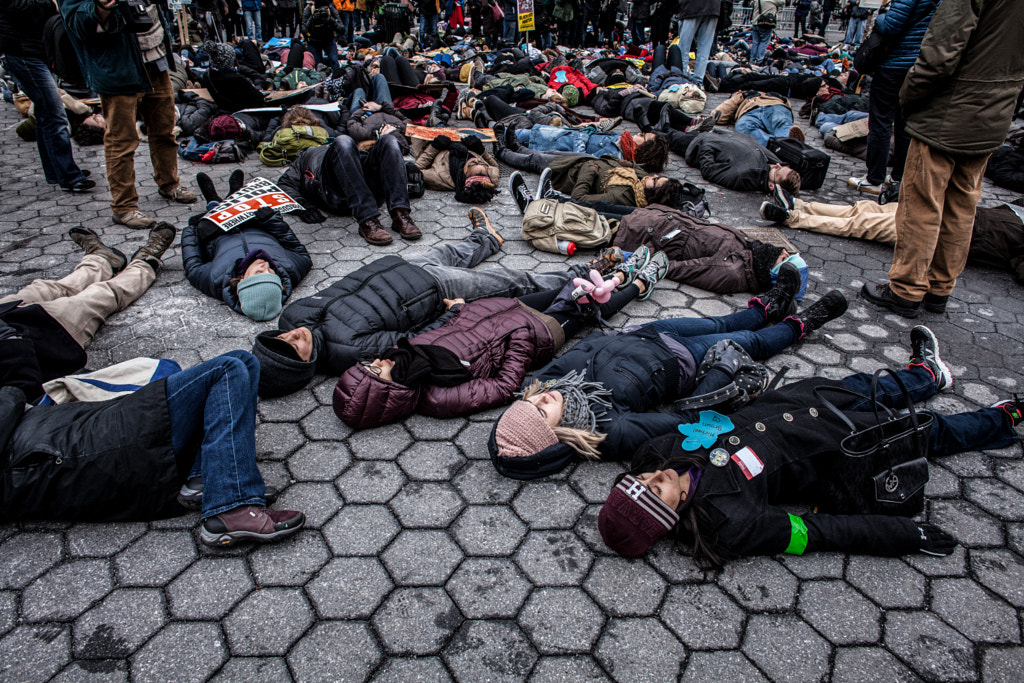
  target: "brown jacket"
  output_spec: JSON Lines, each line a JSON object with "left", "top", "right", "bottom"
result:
{"left": 413, "top": 138, "right": 500, "bottom": 191}
{"left": 713, "top": 90, "right": 792, "bottom": 126}
{"left": 900, "top": 0, "right": 1024, "bottom": 156}
{"left": 549, "top": 155, "right": 648, "bottom": 207}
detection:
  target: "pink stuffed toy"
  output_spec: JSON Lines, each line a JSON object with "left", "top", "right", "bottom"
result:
{"left": 572, "top": 269, "right": 617, "bottom": 304}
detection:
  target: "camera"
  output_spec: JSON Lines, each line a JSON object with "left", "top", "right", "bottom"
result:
{"left": 112, "top": 0, "right": 155, "bottom": 33}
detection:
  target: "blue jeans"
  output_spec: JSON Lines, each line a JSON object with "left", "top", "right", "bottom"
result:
{"left": 750, "top": 25, "right": 773, "bottom": 62}
{"left": 309, "top": 39, "right": 340, "bottom": 72}
{"left": 650, "top": 306, "right": 799, "bottom": 361}
{"left": 502, "top": 5, "right": 518, "bottom": 42}
{"left": 167, "top": 352, "right": 266, "bottom": 519}
{"left": 676, "top": 15, "right": 717, "bottom": 82}
{"left": 845, "top": 17, "right": 865, "bottom": 45}
{"left": 817, "top": 110, "right": 868, "bottom": 136}
{"left": 244, "top": 10, "right": 262, "bottom": 40}
{"left": 339, "top": 10, "right": 355, "bottom": 44}
{"left": 838, "top": 367, "right": 1019, "bottom": 457}
{"left": 4, "top": 54, "right": 87, "bottom": 188}
{"left": 349, "top": 73, "right": 393, "bottom": 112}
{"left": 421, "top": 11, "right": 439, "bottom": 46}
{"left": 735, "top": 104, "right": 794, "bottom": 147}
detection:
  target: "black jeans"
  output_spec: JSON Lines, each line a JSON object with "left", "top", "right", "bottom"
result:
{"left": 866, "top": 67, "right": 911, "bottom": 185}
{"left": 483, "top": 95, "right": 526, "bottom": 120}
{"left": 380, "top": 53, "right": 421, "bottom": 87}
{"left": 325, "top": 135, "right": 410, "bottom": 222}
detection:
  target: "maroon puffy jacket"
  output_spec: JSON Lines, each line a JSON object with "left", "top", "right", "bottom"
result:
{"left": 333, "top": 297, "right": 557, "bottom": 428}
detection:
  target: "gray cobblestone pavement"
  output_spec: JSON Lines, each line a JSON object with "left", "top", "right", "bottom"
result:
{"left": 1, "top": 91, "right": 1023, "bottom": 682}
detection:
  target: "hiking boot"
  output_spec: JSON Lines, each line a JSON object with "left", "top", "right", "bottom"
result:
{"left": 788, "top": 125, "right": 805, "bottom": 143}
{"left": 468, "top": 207, "right": 502, "bottom": 245}
{"left": 509, "top": 171, "right": 533, "bottom": 215}
{"left": 359, "top": 216, "right": 393, "bottom": 245}
{"left": 598, "top": 116, "right": 623, "bottom": 133}
{"left": 635, "top": 250, "right": 669, "bottom": 301}
{"left": 909, "top": 325, "right": 952, "bottom": 391}
{"left": 848, "top": 175, "right": 882, "bottom": 195}
{"left": 703, "top": 73, "right": 720, "bottom": 93}
{"left": 861, "top": 282, "right": 920, "bottom": 318}
{"left": 505, "top": 122, "right": 521, "bottom": 152}
{"left": 992, "top": 395, "right": 1024, "bottom": 428}
{"left": 390, "top": 208, "right": 422, "bottom": 240}
{"left": 177, "top": 476, "right": 281, "bottom": 511}
{"left": 69, "top": 227, "right": 127, "bottom": 274}
{"left": 613, "top": 245, "right": 652, "bottom": 288}
{"left": 878, "top": 180, "right": 901, "bottom": 205}
{"left": 923, "top": 292, "right": 948, "bottom": 314}
{"left": 228, "top": 169, "right": 245, "bottom": 195}
{"left": 536, "top": 167, "right": 553, "bottom": 201}
{"left": 131, "top": 222, "right": 177, "bottom": 263}
{"left": 113, "top": 210, "right": 156, "bottom": 229}
{"left": 584, "top": 247, "right": 625, "bottom": 276}
{"left": 785, "top": 290, "right": 848, "bottom": 338}
{"left": 749, "top": 261, "right": 800, "bottom": 323}
{"left": 425, "top": 98, "right": 450, "bottom": 127}
{"left": 200, "top": 505, "right": 305, "bottom": 547}
{"left": 759, "top": 201, "right": 789, "bottom": 224}
{"left": 159, "top": 184, "right": 198, "bottom": 204}
{"left": 196, "top": 172, "right": 221, "bottom": 204}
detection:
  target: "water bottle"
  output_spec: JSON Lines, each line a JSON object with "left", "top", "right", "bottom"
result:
{"left": 556, "top": 240, "right": 577, "bottom": 255}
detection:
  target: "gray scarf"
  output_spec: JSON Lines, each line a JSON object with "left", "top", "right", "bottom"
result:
{"left": 536, "top": 370, "right": 613, "bottom": 434}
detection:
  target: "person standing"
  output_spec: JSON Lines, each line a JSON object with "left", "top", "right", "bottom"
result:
{"left": 0, "top": 0, "right": 95, "bottom": 193}
{"left": 303, "top": 0, "right": 342, "bottom": 71}
{"left": 62, "top": 0, "right": 198, "bottom": 228}
{"left": 862, "top": 0, "right": 1024, "bottom": 318}
{"left": 336, "top": 0, "right": 355, "bottom": 44}
{"left": 419, "top": 0, "right": 440, "bottom": 47}
{"left": 749, "top": 0, "right": 780, "bottom": 63}
{"left": 819, "top": 0, "right": 834, "bottom": 33}
{"left": 843, "top": 0, "right": 868, "bottom": 46}
{"left": 242, "top": 0, "right": 263, "bottom": 38}
{"left": 792, "top": 0, "right": 809, "bottom": 36}
{"left": 675, "top": 0, "right": 721, "bottom": 85}
{"left": 847, "top": 0, "right": 938, "bottom": 195}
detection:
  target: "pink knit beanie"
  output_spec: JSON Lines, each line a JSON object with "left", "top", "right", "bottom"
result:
{"left": 598, "top": 475, "right": 681, "bottom": 557}
{"left": 494, "top": 400, "right": 558, "bottom": 458}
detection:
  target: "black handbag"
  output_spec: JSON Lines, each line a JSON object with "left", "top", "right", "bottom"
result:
{"left": 814, "top": 369, "right": 932, "bottom": 517}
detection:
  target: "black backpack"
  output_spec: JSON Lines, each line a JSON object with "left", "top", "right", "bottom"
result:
{"left": 42, "top": 14, "right": 89, "bottom": 97}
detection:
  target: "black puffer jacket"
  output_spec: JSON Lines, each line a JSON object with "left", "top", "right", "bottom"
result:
{"left": 181, "top": 207, "right": 313, "bottom": 315}
{"left": 278, "top": 255, "right": 456, "bottom": 374}
{"left": 176, "top": 91, "right": 220, "bottom": 138}
{"left": 276, "top": 144, "right": 347, "bottom": 213}
{"left": 684, "top": 129, "right": 779, "bottom": 193}
{"left": 0, "top": 301, "right": 86, "bottom": 402}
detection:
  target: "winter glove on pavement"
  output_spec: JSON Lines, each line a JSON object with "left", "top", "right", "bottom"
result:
{"left": 430, "top": 135, "right": 453, "bottom": 150}
{"left": 463, "top": 135, "right": 485, "bottom": 154}
{"left": 297, "top": 207, "right": 326, "bottom": 223}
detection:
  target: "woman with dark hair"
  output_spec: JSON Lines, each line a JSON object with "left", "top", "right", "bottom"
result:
{"left": 595, "top": 326, "right": 1018, "bottom": 566}
{"left": 413, "top": 134, "right": 500, "bottom": 204}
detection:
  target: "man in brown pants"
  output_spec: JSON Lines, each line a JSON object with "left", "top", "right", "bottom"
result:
{"left": 61, "top": 0, "right": 197, "bottom": 228}
{"left": 860, "top": 0, "right": 1024, "bottom": 318}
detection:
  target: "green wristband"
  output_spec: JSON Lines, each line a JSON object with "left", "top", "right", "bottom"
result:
{"left": 785, "top": 514, "right": 808, "bottom": 555}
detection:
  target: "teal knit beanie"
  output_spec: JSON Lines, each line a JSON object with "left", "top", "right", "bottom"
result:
{"left": 237, "top": 272, "right": 284, "bottom": 321}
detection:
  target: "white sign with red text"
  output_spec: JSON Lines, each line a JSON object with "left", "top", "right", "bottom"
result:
{"left": 205, "top": 178, "right": 301, "bottom": 232}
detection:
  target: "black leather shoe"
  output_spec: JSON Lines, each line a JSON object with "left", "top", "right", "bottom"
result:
{"left": 861, "top": 282, "right": 920, "bottom": 319}
{"left": 923, "top": 292, "right": 948, "bottom": 314}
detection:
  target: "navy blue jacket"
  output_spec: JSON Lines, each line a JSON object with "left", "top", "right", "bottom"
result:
{"left": 181, "top": 208, "right": 312, "bottom": 316}
{"left": 873, "top": 0, "right": 939, "bottom": 71}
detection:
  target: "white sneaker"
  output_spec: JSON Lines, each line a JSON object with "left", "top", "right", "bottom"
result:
{"left": 848, "top": 176, "right": 882, "bottom": 195}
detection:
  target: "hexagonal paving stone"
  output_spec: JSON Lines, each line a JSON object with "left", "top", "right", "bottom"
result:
{"left": 0, "top": 624, "right": 70, "bottom": 682}
{"left": 660, "top": 584, "right": 745, "bottom": 650}
{"left": 398, "top": 441, "right": 466, "bottom": 481}
{"left": 74, "top": 589, "right": 166, "bottom": 660}
{"left": 269, "top": 482, "right": 343, "bottom": 528}
{"left": 130, "top": 623, "right": 227, "bottom": 683}
{"left": 443, "top": 620, "right": 538, "bottom": 683}
{"left": 515, "top": 531, "right": 593, "bottom": 586}
{"left": 797, "top": 580, "right": 882, "bottom": 646}
{"left": 743, "top": 614, "right": 831, "bottom": 683}
{"left": 846, "top": 556, "right": 926, "bottom": 609}
{"left": 300, "top": 405, "right": 352, "bottom": 441}
{"left": 223, "top": 588, "right": 314, "bottom": 656}
{"left": 373, "top": 588, "right": 462, "bottom": 655}
{"left": 930, "top": 499, "right": 1005, "bottom": 548}
{"left": 0, "top": 533, "right": 64, "bottom": 589}
{"left": 452, "top": 506, "right": 528, "bottom": 556}
{"left": 306, "top": 557, "right": 392, "bottom": 619}
{"left": 528, "top": 656, "right": 610, "bottom": 682}
{"left": 257, "top": 390, "right": 318, "bottom": 423}
{"left": 718, "top": 556, "right": 799, "bottom": 612}
{"left": 287, "top": 622, "right": 382, "bottom": 682}
{"left": 931, "top": 578, "right": 1020, "bottom": 644}
{"left": 831, "top": 647, "right": 919, "bottom": 683}
{"left": 445, "top": 558, "right": 531, "bottom": 619}
{"left": 114, "top": 531, "right": 196, "bottom": 586}
{"left": 680, "top": 651, "right": 769, "bottom": 683}
{"left": 322, "top": 504, "right": 400, "bottom": 556}
{"left": 0, "top": 592, "right": 16, "bottom": 639}
{"left": 512, "top": 483, "right": 587, "bottom": 530}
{"left": 519, "top": 587, "right": 604, "bottom": 654}
{"left": 255, "top": 422, "right": 305, "bottom": 461}
{"left": 336, "top": 461, "right": 407, "bottom": 504}
{"left": 287, "top": 441, "right": 352, "bottom": 481}
{"left": 594, "top": 618, "right": 684, "bottom": 683}
{"left": 209, "top": 657, "right": 291, "bottom": 681}
{"left": 373, "top": 657, "right": 453, "bottom": 682}
{"left": 584, "top": 557, "right": 667, "bottom": 616}
{"left": 645, "top": 543, "right": 711, "bottom": 583}
{"left": 390, "top": 482, "right": 465, "bottom": 528}
{"left": 569, "top": 462, "right": 627, "bottom": 504}
{"left": 347, "top": 424, "right": 413, "bottom": 460}
{"left": 452, "top": 461, "right": 522, "bottom": 504}
{"left": 52, "top": 660, "right": 128, "bottom": 682}
{"left": 66, "top": 524, "right": 146, "bottom": 558}
{"left": 982, "top": 647, "right": 1024, "bottom": 683}
{"left": 21, "top": 560, "right": 112, "bottom": 623}
{"left": 248, "top": 530, "right": 330, "bottom": 586}
{"left": 405, "top": 414, "right": 466, "bottom": 441}
{"left": 381, "top": 530, "right": 464, "bottom": 585}
{"left": 971, "top": 548, "right": 1024, "bottom": 608}
{"left": 166, "top": 557, "right": 253, "bottom": 620}
{"left": 884, "top": 611, "right": 976, "bottom": 682}
{"left": 778, "top": 552, "right": 845, "bottom": 580}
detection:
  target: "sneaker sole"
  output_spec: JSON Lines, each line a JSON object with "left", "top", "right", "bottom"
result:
{"left": 847, "top": 179, "right": 882, "bottom": 195}
{"left": 912, "top": 325, "right": 952, "bottom": 390}
{"left": 200, "top": 519, "right": 305, "bottom": 547}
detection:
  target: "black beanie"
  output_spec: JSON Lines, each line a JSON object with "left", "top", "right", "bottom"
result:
{"left": 751, "top": 240, "right": 785, "bottom": 292}
{"left": 252, "top": 330, "right": 317, "bottom": 398}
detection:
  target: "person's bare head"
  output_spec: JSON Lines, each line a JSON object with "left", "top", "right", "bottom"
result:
{"left": 281, "top": 105, "right": 320, "bottom": 128}
{"left": 768, "top": 163, "right": 801, "bottom": 196}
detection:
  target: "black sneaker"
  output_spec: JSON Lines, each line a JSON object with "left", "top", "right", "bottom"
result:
{"left": 785, "top": 290, "right": 848, "bottom": 338}
{"left": 908, "top": 325, "right": 952, "bottom": 391}
{"left": 536, "top": 167, "right": 553, "bottom": 200}
{"left": 508, "top": 171, "right": 533, "bottom": 215}
{"left": 635, "top": 251, "right": 669, "bottom": 301}
{"left": 861, "top": 282, "right": 921, "bottom": 319}
{"left": 759, "top": 201, "right": 789, "bottom": 224}
{"left": 749, "top": 261, "right": 800, "bottom": 323}
{"left": 993, "top": 395, "right": 1024, "bottom": 428}
{"left": 492, "top": 121, "right": 506, "bottom": 155}
{"left": 613, "top": 245, "right": 651, "bottom": 288}
{"left": 177, "top": 476, "right": 281, "bottom": 511}
{"left": 773, "top": 184, "right": 796, "bottom": 212}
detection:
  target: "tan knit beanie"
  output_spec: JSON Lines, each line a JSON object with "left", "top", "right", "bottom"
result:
{"left": 494, "top": 400, "right": 558, "bottom": 458}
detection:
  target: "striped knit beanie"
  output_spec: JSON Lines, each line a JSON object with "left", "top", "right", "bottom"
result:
{"left": 598, "top": 475, "right": 680, "bottom": 557}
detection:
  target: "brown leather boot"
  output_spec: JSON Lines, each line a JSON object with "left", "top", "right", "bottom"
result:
{"left": 358, "top": 216, "right": 393, "bottom": 245}
{"left": 390, "top": 208, "right": 422, "bottom": 241}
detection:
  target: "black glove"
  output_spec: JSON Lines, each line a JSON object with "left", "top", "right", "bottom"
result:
{"left": 297, "top": 207, "right": 326, "bottom": 223}
{"left": 918, "top": 523, "right": 956, "bottom": 557}
{"left": 430, "top": 135, "right": 452, "bottom": 150}
{"left": 463, "top": 135, "right": 485, "bottom": 154}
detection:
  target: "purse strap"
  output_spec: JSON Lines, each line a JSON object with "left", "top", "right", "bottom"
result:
{"left": 870, "top": 368, "right": 920, "bottom": 432}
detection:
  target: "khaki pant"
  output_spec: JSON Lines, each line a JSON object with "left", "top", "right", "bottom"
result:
{"left": 0, "top": 255, "right": 156, "bottom": 347}
{"left": 888, "top": 138, "right": 989, "bottom": 301}
{"left": 787, "top": 199, "right": 898, "bottom": 246}
{"left": 99, "top": 65, "right": 180, "bottom": 214}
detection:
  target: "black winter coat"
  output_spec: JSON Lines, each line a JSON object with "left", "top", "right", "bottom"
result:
{"left": 0, "top": 381, "right": 187, "bottom": 522}
{"left": 0, "top": 0, "right": 55, "bottom": 59}
{"left": 176, "top": 91, "right": 220, "bottom": 138}
{"left": 529, "top": 327, "right": 686, "bottom": 459}
{"left": 205, "top": 67, "right": 267, "bottom": 113}
{"left": 0, "top": 301, "right": 86, "bottom": 402}
{"left": 684, "top": 129, "right": 779, "bottom": 193}
{"left": 181, "top": 207, "right": 313, "bottom": 315}
{"left": 278, "top": 255, "right": 455, "bottom": 375}
{"left": 276, "top": 144, "right": 351, "bottom": 214}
